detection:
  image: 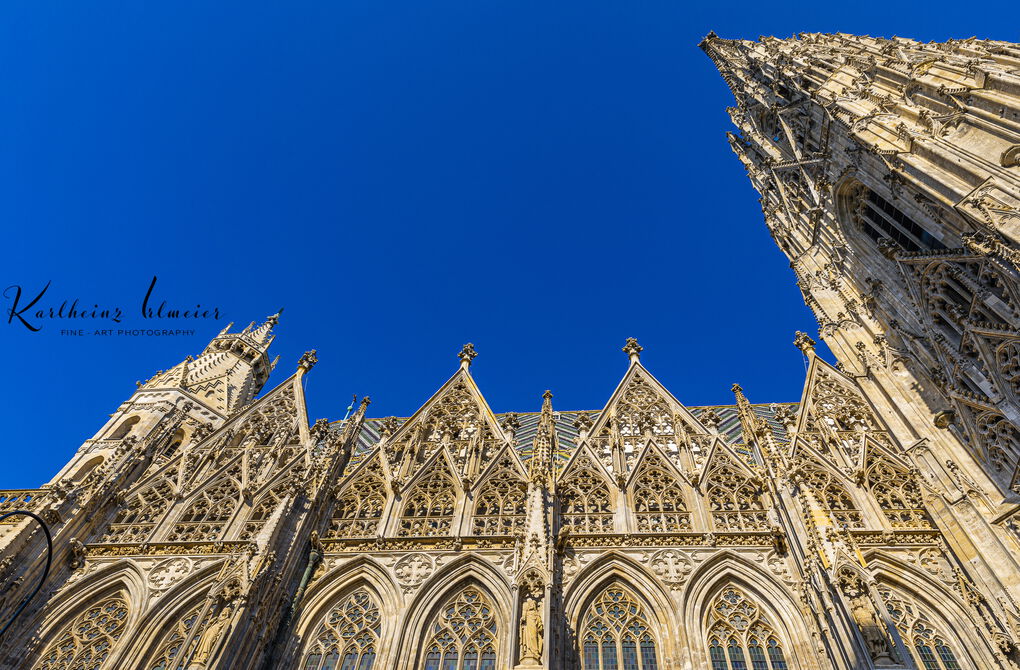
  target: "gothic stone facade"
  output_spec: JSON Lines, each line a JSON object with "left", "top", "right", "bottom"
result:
{"left": 2, "top": 31, "right": 1020, "bottom": 670}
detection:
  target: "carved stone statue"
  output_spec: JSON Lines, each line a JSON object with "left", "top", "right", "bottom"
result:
{"left": 849, "top": 596, "right": 896, "bottom": 665}
{"left": 191, "top": 606, "right": 231, "bottom": 667}
{"left": 520, "top": 597, "right": 543, "bottom": 662}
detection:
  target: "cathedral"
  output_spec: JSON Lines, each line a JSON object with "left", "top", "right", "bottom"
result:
{"left": 3, "top": 31, "right": 1020, "bottom": 670}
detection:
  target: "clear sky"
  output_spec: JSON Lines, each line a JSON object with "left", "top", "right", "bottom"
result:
{"left": 1, "top": 1, "right": 1016, "bottom": 487}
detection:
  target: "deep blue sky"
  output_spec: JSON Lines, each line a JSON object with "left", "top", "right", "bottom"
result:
{"left": 2, "top": 1, "right": 1015, "bottom": 487}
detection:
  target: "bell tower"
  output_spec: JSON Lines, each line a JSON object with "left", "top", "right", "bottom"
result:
{"left": 701, "top": 32, "right": 1020, "bottom": 501}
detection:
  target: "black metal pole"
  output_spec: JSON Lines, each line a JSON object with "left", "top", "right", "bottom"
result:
{"left": 0, "top": 511, "right": 53, "bottom": 638}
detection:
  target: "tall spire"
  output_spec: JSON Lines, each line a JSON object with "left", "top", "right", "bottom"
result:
{"left": 139, "top": 313, "right": 282, "bottom": 415}
{"left": 530, "top": 390, "right": 556, "bottom": 484}
{"left": 249, "top": 308, "right": 283, "bottom": 347}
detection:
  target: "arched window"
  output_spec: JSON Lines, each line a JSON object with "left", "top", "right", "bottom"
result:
{"left": 109, "top": 416, "right": 140, "bottom": 441}
{"left": 705, "top": 460, "right": 768, "bottom": 531}
{"left": 633, "top": 452, "right": 690, "bottom": 532}
{"left": 579, "top": 584, "right": 660, "bottom": 670}
{"left": 33, "top": 595, "right": 130, "bottom": 670}
{"left": 167, "top": 476, "right": 239, "bottom": 542}
{"left": 162, "top": 428, "right": 186, "bottom": 459}
{"left": 472, "top": 458, "right": 528, "bottom": 535}
{"left": 841, "top": 181, "right": 945, "bottom": 253}
{"left": 240, "top": 483, "right": 289, "bottom": 541}
{"left": 147, "top": 603, "right": 205, "bottom": 670}
{"left": 706, "top": 587, "right": 788, "bottom": 670}
{"left": 397, "top": 468, "right": 456, "bottom": 537}
{"left": 302, "top": 589, "right": 381, "bottom": 670}
{"left": 800, "top": 468, "right": 863, "bottom": 529}
{"left": 421, "top": 587, "right": 498, "bottom": 670}
{"left": 559, "top": 462, "right": 614, "bottom": 534}
{"left": 865, "top": 458, "right": 931, "bottom": 529}
{"left": 976, "top": 412, "right": 1020, "bottom": 485}
{"left": 329, "top": 458, "right": 387, "bottom": 538}
{"left": 101, "top": 480, "right": 174, "bottom": 543}
{"left": 879, "top": 585, "right": 965, "bottom": 670}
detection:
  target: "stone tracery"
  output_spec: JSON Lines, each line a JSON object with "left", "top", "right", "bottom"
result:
{"left": 301, "top": 589, "right": 381, "bottom": 670}
{"left": 578, "top": 584, "right": 660, "bottom": 670}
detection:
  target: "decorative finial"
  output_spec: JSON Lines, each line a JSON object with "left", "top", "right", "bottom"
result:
{"left": 459, "top": 343, "right": 477, "bottom": 370}
{"left": 731, "top": 383, "right": 744, "bottom": 395}
{"left": 543, "top": 390, "right": 553, "bottom": 401}
{"left": 298, "top": 350, "right": 318, "bottom": 372}
{"left": 622, "top": 338, "right": 643, "bottom": 364}
{"left": 794, "top": 331, "right": 816, "bottom": 354}
{"left": 267, "top": 307, "right": 284, "bottom": 327}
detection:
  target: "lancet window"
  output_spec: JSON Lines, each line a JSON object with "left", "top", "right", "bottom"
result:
{"left": 302, "top": 589, "right": 381, "bottom": 670}
{"left": 167, "top": 476, "right": 240, "bottom": 542}
{"left": 240, "top": 483, "right": 289, "bottom": 541}
{"left": 866, "top": 458, "right": 930, "bottom": 529}
{"left": 843, "top": 182, "right": 944, "bottom": 253}
{"left": 147, "top": 603, "right": 206, "bottom": 670}
{"left": 706, "top": 461, "right": 768, "bottom": 531}
{"left": 33, "top": 595, "right": 130, "bottom": 670}
{"left": 421, "top": 587, "right": 498, "bottom": 670}
{"left": 879, "top": 586, "right": 964, "bottom": 670}
{"left": 329, "top": 459, "right": 388, "bottom": 538}
{"left": 706, "top": 587, "right": 789, "bottom": 670}
{"left": 397, "top": 468, "right": 456, "bottom": 537}
{"left": 579, "top": 584, "right": 660, "bottom": 670}
{"left": 100, "top": 480, "right": 174, "bottom": 543}
{"left": 976, "top": 412, "right": 1020, "bottom": 482}
{"left": 559, "top": 461, "right": 614, "bottom": 534}
{"left": 472, "top": 459, "right": 528, "bottom": 535}
{"left": 800, "top": 468, "right": 863, "bottom": 529}
{"left": 633, "top": 453, "right": 690, "bottom": 532}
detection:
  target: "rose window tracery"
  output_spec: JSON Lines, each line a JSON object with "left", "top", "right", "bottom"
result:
{"left": 579, "top": 584, "right": 660, "bottom": 670}
{"left": 706, "top": 587, "right": 788, "bottom": 670}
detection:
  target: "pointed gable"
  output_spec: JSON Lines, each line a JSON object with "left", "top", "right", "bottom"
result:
{"left": 587, "top": 362, "right": 714, "bottom": 477}
{"left": 557, "top": 446, "right": 615, "bottom": 534}
{"left": 472, "top": 447, "right": 529, "bottom": 536}
{"left": 629, "top": 445, "right": 692, "bottom": 532}
{"left": 396, "top": 451, "right": 459, "bottom": 537}
{"left": 384, "top": 367, "right": 509, "bottom": 479}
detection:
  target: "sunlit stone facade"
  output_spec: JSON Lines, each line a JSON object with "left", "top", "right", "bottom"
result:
{"left": 2, "top": 31, "right": 1020, "bottom": 670}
